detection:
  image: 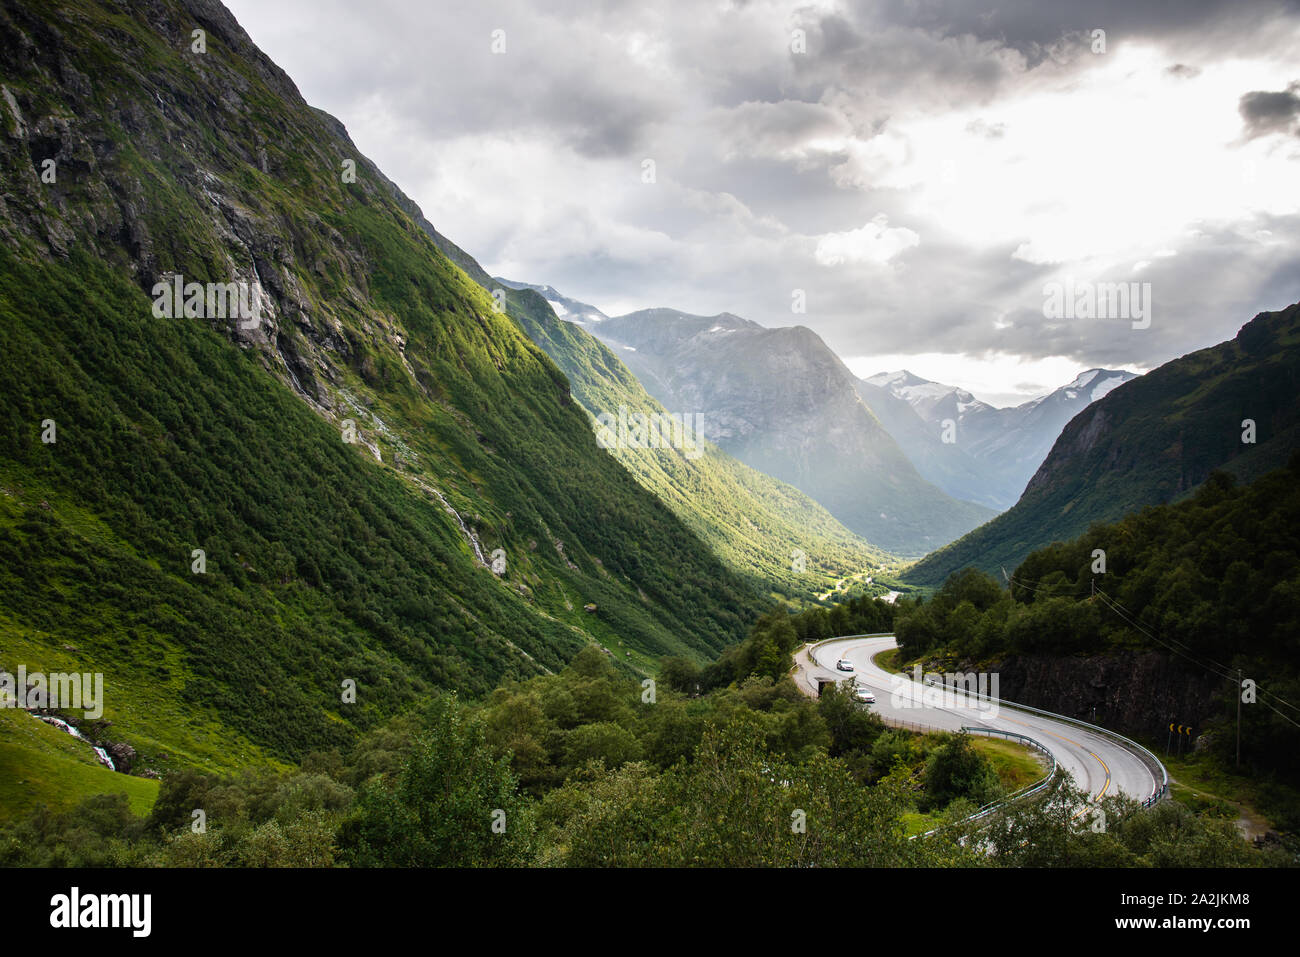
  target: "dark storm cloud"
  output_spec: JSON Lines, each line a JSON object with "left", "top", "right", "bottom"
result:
{"left": 225, "top": 0, "right": 1300, "bottom": 389}
{"left": 1240, "top": 82, "right": 1300, "bottom": 138}
{"left": 787, "top": 6, "right": 1023, "bottom": 113}
{"left": 871, "top": 0, "right": 1300, "bottom": 56}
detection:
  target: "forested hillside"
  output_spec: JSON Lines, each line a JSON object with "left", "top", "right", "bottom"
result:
{"left": 3, "top": 639, "right": 1278, "bottom": 867}
{"left": 417, "top": 225, "right": 895, "bottom": 603}
{"left": 0, "top": 0, "right": 764, "bottom": 794}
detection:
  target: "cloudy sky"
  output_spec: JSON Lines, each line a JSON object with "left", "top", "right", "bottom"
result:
{"left": 227, "top": 0, "right": 1300, "bottom": 405}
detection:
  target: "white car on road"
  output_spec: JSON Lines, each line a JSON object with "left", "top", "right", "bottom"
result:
{"left": 853, "top": 685, "right": 875, "bottom": 704}
{"left": 836, "top": 659, "right": 854, "bottom": 672}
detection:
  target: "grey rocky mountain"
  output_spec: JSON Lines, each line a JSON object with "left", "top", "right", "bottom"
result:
{"left": 567, "top": 305, "right": 995, "bottom": 555}
{"left": 500, "top": 280, "right": 1139, "bottom": 545}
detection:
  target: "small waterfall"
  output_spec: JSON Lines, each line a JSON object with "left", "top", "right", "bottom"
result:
{"left": 336, "top": 389, "right": 488, "bottom": 569}
{"left": 30, "top": 713, "right": 115, "bottom": 771}
{"left": 425, "top": 484, "right": 488, "bottom": 568}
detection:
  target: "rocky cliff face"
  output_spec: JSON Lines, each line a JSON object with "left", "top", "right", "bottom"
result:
{"left": 0, "top": 0, "right": 403, "bottom": 415}
{"left": 991, "top": 652, "right": 1226, "bottom": 744}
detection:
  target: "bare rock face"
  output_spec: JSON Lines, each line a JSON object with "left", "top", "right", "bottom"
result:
{"left": 104, "top": 740, "right": 138, "bottom": 774}
{"left": 991, "top": 651, "right": 1224, "bottom": 741}
{"left": 1024, "top": 404, "right": 1110, "bottom": 496}
{"left": 0, "top": 0, "right": 407, "bottom": 429}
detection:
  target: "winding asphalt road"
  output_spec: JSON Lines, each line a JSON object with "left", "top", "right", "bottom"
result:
{"left": 797, "top": 635, "right": 1164, "bottom": 805}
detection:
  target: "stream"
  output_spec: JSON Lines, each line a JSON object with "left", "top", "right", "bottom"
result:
{"left": 29, "top": 712, "right": 116, "bottom": 771}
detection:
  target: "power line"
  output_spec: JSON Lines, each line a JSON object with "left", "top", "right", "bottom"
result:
{"left": 1092, "top": 590, "right": 1237, "bottom": 682}
{"left": 1093, "top": 590, "right": 1239, "bottom": 683}
{"left": 1096, "top": 590, "right": 1300, "bottom": 718}
{"left": 1258, "top": 697, "right": 1300, "bottom": 731}
{"left": 1089, "top": 587, "right": 1300, "bottom": 726}
{"left": 1006, "top": 574, "right": 1300, "bottom": 728}
{"left": 1096, "top": 588, "right": 1236, "bottom": 675}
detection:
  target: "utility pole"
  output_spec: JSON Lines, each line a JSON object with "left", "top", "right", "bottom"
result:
{"left": 1237, "top": 668, "right": 1243, "bottom": 768}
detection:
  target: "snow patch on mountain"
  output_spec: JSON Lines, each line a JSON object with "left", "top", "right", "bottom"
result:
{"left": 1092, "top": 375, "right": 1128, "bottom": 402}
{"left": 1068, "top": 369, "right": 1101, "bottom": 390}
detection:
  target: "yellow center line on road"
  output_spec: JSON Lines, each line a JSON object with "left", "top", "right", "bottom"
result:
{"left": 998, "top": 713, "right": 1111, "bottom": 816}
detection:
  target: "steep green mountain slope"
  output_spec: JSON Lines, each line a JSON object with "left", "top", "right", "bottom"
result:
{"left": 0, "top": 0, "right": 764, "bottom": 795}
{"left": 906, "top": 303, "right": 1300, "bottom": 586}
{"left": 587, "top": 309, "right": 994, "bottom": 555}
{"left": 408, "top": 240, "right": 894, "bottom": 601}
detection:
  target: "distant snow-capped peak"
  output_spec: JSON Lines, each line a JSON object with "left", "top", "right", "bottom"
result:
{"left": 1037, "top": 368, "right": 1136, "bottom": 406}
{"left": 866, "top": 370, "right": 987, "bottom": 415}
{"left": 493, "top": 277, "right": 610, "bottom": 325}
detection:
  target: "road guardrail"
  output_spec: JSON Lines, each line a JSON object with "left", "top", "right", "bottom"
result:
{"left": 920, "top": 672, "right": 1169, "bottom": 807}
{"left": 911, "top": 726, "right": 1059, "bottom": 839}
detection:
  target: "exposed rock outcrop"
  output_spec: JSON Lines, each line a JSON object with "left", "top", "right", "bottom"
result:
{"left": 991, "top": 650, "right": 1225, "bottom": 742}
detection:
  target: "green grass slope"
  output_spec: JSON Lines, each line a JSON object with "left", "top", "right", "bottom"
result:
{"left": 0, "top": 710, "right": 159, "bottom": 822}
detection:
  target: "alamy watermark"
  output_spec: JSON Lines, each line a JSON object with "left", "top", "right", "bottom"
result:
{"left": 1043, "top": 278, "right": 1151, "bottom": 330}
{"left": 594, "top": 406, "right": 706, "bottom": 460}
{"left": 1, "top": 666, "right": 104, "bottom": 719}
{"left": 891, "top": 665, "right": 1000, "bottom": 720}
{"left": 50, "top": 887, "right": 150, "bottom": 937}
{"left": 151, "top": 274, "right": 261, "bottom": 329}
